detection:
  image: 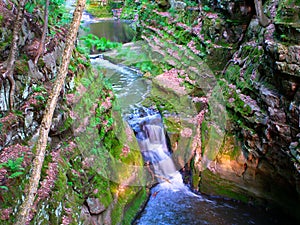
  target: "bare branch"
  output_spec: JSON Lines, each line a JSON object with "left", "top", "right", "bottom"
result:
{"left": 34, "top": 0, "right": 50, "bottom": 65}
{"left": 15, "top": 0, "right": 86, "bottom": 224}
{"left": 3, "top": 0, "right": 27, "bottom": 111}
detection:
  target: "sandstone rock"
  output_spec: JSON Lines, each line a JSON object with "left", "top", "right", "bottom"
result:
{"left": 86, "top": 198, "right": 106, "bottom": 215}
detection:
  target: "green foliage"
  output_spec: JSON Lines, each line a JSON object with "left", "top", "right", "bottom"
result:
{"left": 32, "top": 84, "right": 46, "bottom": 93}
{"left": 133, "top": 61, "right": 155, "bottom": 73}
{"left": 25, "top": 1, "right": 35, "bottom": 13}
{"left": 35, "top": 95, "right": 46, "bottom": 102}
{"left": 0, "top": 157, "right": 25, "bottom": 179}
{"left": 203, "top": 5, "right": 211, "bottom": 12}
{"left": 47, "top": 0, "right": 71, "bottom": 26}
{"left": 81, "top": 77, "right": 92, "bottom": 88}
{"left": 80, "top": 34, "right": 122, "bottom": 53}
{"left": 86, "top": 3, "right": 112, "bottom": 18}
{"left": 0, "top": 185, "right": 9, "bottom": 190}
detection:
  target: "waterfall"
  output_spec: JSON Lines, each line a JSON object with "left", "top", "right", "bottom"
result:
{"left": 126, "top": 108, "right": 184, "bottom": 188}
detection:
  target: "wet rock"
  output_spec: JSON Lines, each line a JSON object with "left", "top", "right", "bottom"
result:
{"left": 86, "top": 198, "right": 106, "bottom": 215}
{"left": 43, "top": 43, "right": 64, "bottom": 78}
{"left": 265, "top": 41, "right": 300, "bottom": 76}
{"left": 80, "top": 205, "right": 99, "bottom": 225}
{"left": 25, "top": 110, "right": 34, "bottom": 129}
{"left": 28, "top": 59, "right": 44, "bottom": 81}
{"left": 259, "top": 85, "right": 280, "bottom": 108}
{"left": 268, "top": 107, "right": 286, "bottom": 123}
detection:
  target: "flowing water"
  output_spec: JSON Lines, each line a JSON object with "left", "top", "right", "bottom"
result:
{"left": 90, "top": 55, "right": 284, "bottom": 224}
{"left": 85, "top": 14, "right": 285, "bottom": 224}
{"left": 125, "top": 108, "right": 282, "bottom": 225}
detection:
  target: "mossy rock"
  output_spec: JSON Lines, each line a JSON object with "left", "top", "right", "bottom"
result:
{"left": 200, "top": 169, "right": 249, "bottom": 203}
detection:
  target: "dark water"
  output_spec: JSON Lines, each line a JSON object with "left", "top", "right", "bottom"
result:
{"left": 88, "top": 20, "right": 135, "bottom": 43}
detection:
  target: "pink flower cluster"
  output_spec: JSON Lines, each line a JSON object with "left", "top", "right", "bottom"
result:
{"left": 0, "top": 208, "right": 12, "bottom": 220}
{"left": 120, "top": 145, "right": 130, "bottom": 157}
{"left": 180, "top": 128, "right": 193, "bottom": 137}
{"left": 192, "top": 22, "right": 202, "bottom": 36}
{"left": 0, "top": 144, "right": 31, "bottom": 166}
{"left": 61, "top": 207, "right": 73, "bottom": 225}
{"left": 189, "top": 110, "right": 206, "bottom": 125}
{"left": 37, "top": 161, "right": 58, "bottom": 199}
{"left": 101, "top": 97, "right": 112, "bottom": 110}
{"left": 153, "top": 10, "right": 171, "bottom": 18}
{"left": 27, "top": 150, "right": 60, "bottom": 223}
{"left": 155, "top": 68, "right": 187, "bottom": 95}
{"left": 187, "top": 40, "right": 200, "bottom": 55}
{"left": 176, "top": 22, "right": 191, "bottom": 32}
{"left": 192, "top": 96, "right": 208, "bottom": 104}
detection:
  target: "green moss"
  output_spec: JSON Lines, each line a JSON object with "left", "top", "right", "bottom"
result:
{"left": 86, "top": 4, "right": 112, "bottom": 18}
{"left": 200, "top": 169, "right": 249, "bottom": 203}
{"left": 202, "top": 123, "right": 223, "bottom": 160}
{"left": 122, "top": 188, "right": 148, "bottom": 224}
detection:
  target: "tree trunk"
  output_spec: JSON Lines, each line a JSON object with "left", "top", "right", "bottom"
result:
{"left": 254, "top": 0, "right": 270, "bottom": 27}
{"left": 34, "top": 0, "right": 50, "bottom": 65}
{"left": 15, "top": 0, "right": 86, "bottom": 224}
{"left": 2, "top": 0, "right": 27, "bottom": 110}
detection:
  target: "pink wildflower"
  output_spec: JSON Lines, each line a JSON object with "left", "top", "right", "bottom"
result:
{"left": 180, "top": 128, "right": 193, "bottom": 137}
{"left": 1, "top": 208, "right": 12, "bottom": 220}
{"left": 120, "top": 145, "right": 130, "bottom": 157}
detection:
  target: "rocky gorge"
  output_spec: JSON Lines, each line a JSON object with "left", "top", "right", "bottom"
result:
{"left": 0, "top": 0, "right": 299, "bottom": 224}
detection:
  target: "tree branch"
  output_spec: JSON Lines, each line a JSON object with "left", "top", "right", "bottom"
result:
{"left": 2, "top": 0, "right": 27, "bottom": 111}
{"left": 34, "top": 0, "right": 50, "bottom": 65}
{"left": 15, "top": 0, "right": 86, "bottom": 224}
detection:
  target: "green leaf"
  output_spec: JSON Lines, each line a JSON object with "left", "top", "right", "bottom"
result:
{"left": 203, "top": 5, "right": 210, "bottom": 12}
{"left": 25, "top": 2, "right": 35, "bottom": 13}
{"left": 0, "top": 186, "right": 8, "bottom": 190}
{"left": 8, "top": 171, "right": 24, "bottom": 179}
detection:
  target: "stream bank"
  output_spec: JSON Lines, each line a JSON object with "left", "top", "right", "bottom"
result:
{"left": 0, "top": 2, "right": 147, "bottom": 224}
{"left": 122, "top": 0, "right": 300, "bottom": 221}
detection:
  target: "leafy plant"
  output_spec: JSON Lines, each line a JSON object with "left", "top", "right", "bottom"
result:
{"left": 80, "top": 34, "right": 122, "bottom": 53}
{"left": 32, "top": 84, "right": 46, "bottom": 93}
{"left": 25, "top": 1, "right": 35, "bottom": 13}
{"left": 203, "top": 5, "right": 211, "bottom": 12}
{"left": 0, "top": 157, "right": 25, "bottom": 179}
{"left": 35, "top": 95, "right": 46, "bottom": 102}
{"left": 0, "top": 185, "right": 9, "bottom": 190}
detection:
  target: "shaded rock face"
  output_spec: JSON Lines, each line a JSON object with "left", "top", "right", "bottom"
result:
{"left": 199, "top": 0, "right": 300, "bottom": 219}
{"left": 0, "top": 2, "right": 147, "bottom": 225}
{"left": 139, "top": 0, "right": 300, "bottom": 220}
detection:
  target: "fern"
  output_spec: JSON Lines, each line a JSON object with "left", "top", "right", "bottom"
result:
{"left": 8, "top": 171, "right": 24, "bottom": 179}
{"left": 0, "top": 186, "right": 8, "bottom": 190}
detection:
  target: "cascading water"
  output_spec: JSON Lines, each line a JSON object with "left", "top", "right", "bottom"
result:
{"left": 125, "top": 108, "right": 185, "bottom": 188}
{"left": 89, "top": 41, "right": 284, "bottom": 225}
{"left": 127, "top": 109, "right": 282, "bottom": 225}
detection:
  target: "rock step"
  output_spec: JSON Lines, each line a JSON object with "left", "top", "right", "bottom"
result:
{"left": 142, "top": 34, "right": 215, "bottom": 92}
{"left": 141, "top": 29, "right": 200, "bottom": 67}
{"left": 142, "top": 34, "right": 195, "bottom": 71}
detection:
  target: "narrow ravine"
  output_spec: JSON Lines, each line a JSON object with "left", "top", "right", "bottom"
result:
{"left": 90, "top": 49, "right": 284, "bottom": 225}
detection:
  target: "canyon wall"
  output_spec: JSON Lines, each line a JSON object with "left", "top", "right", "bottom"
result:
{"left": 133, "top": 0, "right": 300, "bottom": 220}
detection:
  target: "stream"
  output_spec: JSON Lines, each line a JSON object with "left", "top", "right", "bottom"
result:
{"left": 90, "top": 55, "right": 283, "bottom": 225}
{"left": 83, "top": 12, "right": 284, "bottom": 225}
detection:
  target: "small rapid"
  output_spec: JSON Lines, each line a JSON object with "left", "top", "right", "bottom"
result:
{"left": 88, "top": 34, "right": 284, "bottom": 225}
{"left": 126, "top": 108, "right": 184, "bottom": 188}
{"left": 91, "top": 56, "right": 151, "bottom": 112}
{"left": 127, "top": 109, "right": 282, "bottom": 225}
